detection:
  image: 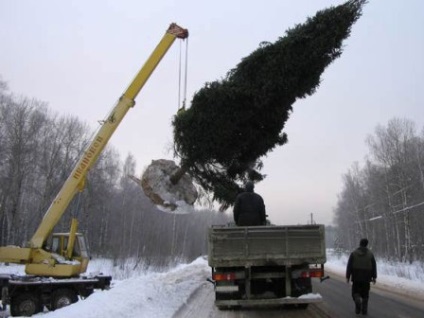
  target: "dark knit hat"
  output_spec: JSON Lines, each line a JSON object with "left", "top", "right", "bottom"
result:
{"left": 245, "top": 181, "right": 254, "bottom": 192}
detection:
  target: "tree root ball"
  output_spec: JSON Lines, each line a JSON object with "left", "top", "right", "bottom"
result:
{"left": 141, "top": 159, "right": 198, "bottom": 211}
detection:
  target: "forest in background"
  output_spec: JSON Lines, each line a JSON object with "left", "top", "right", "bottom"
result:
{"left": 334, "top": 118, "right": 424, "bottom": 263}
{"left": 2, "top": 77, "right": 424, "bottom": 266}
{"left": 0, "top": 79, "right": 230, "bottom": 269}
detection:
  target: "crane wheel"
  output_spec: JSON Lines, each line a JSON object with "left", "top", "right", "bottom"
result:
{"left": 10, "top": 292, "right": 42, "bottom": 317}
{"left": 51, "top": 288, "right": 78, "bottom": 310}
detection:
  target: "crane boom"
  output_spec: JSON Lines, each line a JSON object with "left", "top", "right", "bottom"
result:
{"left": 29, "top": 23, "right": 188, "bottom": 248}
{"left": 0, "top": 22, "right": 188, "bottom": 282}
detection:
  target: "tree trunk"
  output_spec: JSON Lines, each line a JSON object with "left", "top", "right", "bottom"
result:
{"left": 170, "top": 165, "right": 189, "bottom": 185}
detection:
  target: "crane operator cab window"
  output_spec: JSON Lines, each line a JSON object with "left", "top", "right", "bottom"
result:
{"left": 50, "top": 233, "right": 89, "bottom": 259}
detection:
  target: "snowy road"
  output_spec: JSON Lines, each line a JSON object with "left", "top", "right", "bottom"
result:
{"left": 2, "top": 256, "right": 424, "bottom": 317}
{"left": 174, "top": 268, "right": 424, "bottom": 318}
{"left": 314, "top": 269, "right": 424, "bottom": 318}
{"left": 173, "top": 281, "right": 331, "bottom": 318}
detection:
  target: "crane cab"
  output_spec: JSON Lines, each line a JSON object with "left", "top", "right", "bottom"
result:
{"left": 24, "top": 232, "right": 90, "bottom": 277}
{"left": 50, "top": 232, "right": 90, "bottom": 273}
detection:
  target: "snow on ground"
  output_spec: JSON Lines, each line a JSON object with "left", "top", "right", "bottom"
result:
{"left": 40, "top": 257, "right": 209, "bottom": 318}
{"left": 0, "top": 257, "right": 210, "bottom": 318}
{"left": 1, "top": 251, "right": 424, "bottom": 317}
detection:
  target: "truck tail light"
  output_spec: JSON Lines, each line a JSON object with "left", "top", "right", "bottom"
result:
{"left": 212, "top": 272, "right": 236, "bottom": 281}
{"left": 301, "top": 268, "right": 324, "bottom": 278}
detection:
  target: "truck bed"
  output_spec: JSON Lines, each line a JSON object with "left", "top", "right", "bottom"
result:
{"left": 208, "top": 224, "right": 326, "bottom": 267}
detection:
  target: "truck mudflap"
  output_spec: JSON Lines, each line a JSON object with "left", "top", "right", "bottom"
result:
{"left": 215, "top": 293, "right": 322, "bottom": 307}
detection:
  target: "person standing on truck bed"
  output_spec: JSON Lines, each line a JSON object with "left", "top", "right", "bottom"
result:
{"left": 233, "top": 181, "right": 266, "bottom": 226}
{"left": 346, "top": 238, "right": 377, "bottom": 316}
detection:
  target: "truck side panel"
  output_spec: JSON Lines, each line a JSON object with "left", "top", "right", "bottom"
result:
{"left": 208, "top": 225, "right": 326, "bottom": 267}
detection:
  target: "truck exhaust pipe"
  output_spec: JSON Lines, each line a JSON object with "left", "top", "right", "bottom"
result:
{"left": 320, "top": 275, "right": 330, "bottom": 282}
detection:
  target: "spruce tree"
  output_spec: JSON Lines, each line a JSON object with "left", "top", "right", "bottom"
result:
{"left": 172, "top": 0, "right": 366, "bottom": 208}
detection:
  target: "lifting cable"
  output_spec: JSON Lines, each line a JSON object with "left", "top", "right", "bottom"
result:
{"left": 72, "top": 191, "right": 82, "bottom": 220}
{"left": 177, "top": 38, "right": 189, "bottom": 111}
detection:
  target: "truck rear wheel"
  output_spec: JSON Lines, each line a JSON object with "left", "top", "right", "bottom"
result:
{"left": 51, "top": 288, "right": 78, "bottom": 310}
{"left": 10, "top": 293, "right": 42, "bottom": 317}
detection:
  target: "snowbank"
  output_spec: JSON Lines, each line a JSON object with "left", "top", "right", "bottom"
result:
{"left": 37, "top": 257, "right": 208, "bottom": 318}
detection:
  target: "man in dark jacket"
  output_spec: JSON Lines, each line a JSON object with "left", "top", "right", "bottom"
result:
{"left": 233, "top": 181, "right": 266, "bottom": 226}
{"left": 346, "top": 238, "right": 377, "bottom": 315}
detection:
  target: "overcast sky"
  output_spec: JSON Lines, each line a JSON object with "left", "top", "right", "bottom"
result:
{"left": 1, "top": 0, "right": 423, "bottom": 226}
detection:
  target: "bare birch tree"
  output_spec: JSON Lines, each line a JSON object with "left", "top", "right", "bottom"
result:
{"left": 335, "top": 118, "right": 424, "bottom": 262}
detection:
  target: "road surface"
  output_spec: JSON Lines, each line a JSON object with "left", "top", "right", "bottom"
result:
{"left": 174, "top": 270, "right": 424, "bottom": 318}
{"left": 314, "top": 270, "right": 424, "bottom": 318}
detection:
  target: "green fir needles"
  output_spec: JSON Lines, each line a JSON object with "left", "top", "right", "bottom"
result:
{"left": 173, "top": 0, "right": 366, "bottom": 208}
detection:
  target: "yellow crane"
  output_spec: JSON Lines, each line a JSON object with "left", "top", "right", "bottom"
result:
{"left": 0, "top": 23, "right": 188, "bottom": 316}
